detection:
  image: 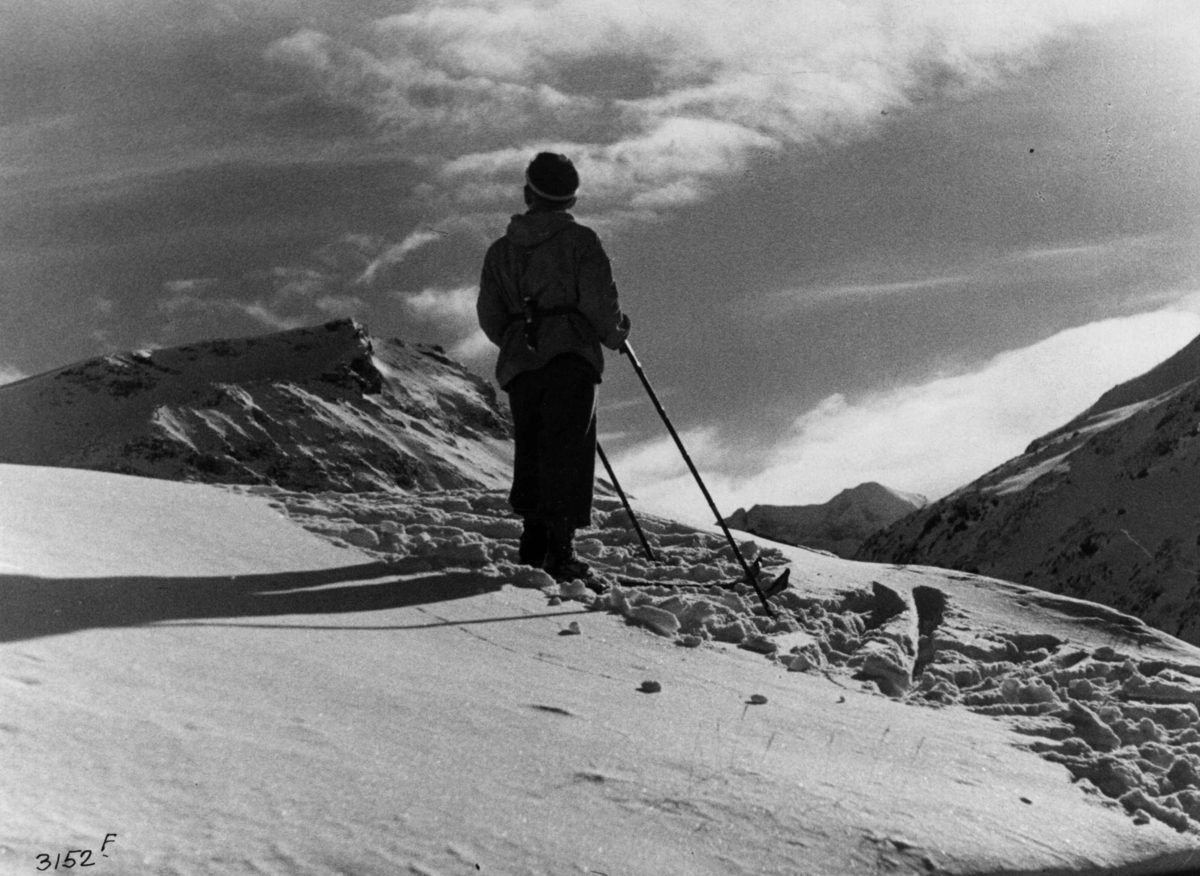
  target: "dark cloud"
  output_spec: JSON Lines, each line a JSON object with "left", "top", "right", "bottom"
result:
{"left": 0, "top": 157, "right": 471, "bottom": 369}
{"left": 3, "top": 159, "right": 423, "bottom": 249}
{"left": 0, "top": 1, "right": 419, "bottom": 187}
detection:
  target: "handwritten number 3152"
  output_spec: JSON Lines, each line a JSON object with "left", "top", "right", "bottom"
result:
{"left": 37, "top": 850, "right": 95, "bottom": 869}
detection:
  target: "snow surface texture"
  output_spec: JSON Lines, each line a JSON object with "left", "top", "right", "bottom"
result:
{"left": 861, "top": 331, "right": 1200, "bottom": 647}
{"left": 6, "top": 463, "right": 1200, "bottom": 874}
{"left": 258, "top": 481, "right": 1200, "bottom": 838}
{"left": 0, "top": 319, "right": 513, "bottom": 493}
{"left": 725, "top": 481, "right": 927, "bottom": 558}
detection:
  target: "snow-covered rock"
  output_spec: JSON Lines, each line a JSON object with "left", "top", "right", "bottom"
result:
{"left": 858, "top": 331, "right": 1200, "bottom": 645}
{"left": 0, "top": 319, "right": 513, "bottom": 493}
{"left": 726, "top": 481, "right": 926, "bottom": 557}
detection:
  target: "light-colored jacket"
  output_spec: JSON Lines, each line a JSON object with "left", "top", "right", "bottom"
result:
{"left": 478, "top": 211, "right": 630, "bottom": 389}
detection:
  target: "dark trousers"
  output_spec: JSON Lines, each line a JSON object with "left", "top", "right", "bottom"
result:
{"left": 506, "top": 354, "right": 598, "bottom": 529}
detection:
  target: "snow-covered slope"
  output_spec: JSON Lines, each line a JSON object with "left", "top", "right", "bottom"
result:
{"left": 725, "top": 481, "right": 926, "bottom": 558}
{"left": 859, "top": 332, "right": 1200, "bottom": 645}
{"left": 1072, "top": 330, "right": 1200, "bottom": 427}
{"left": 5, "top": 463, "right": 1200, "bottom": 874}
{"left": 0, "top": 319, "right": 512, "bottom": 492}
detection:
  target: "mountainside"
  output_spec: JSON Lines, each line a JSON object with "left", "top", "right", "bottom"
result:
{"left": 0, "top": 319, "right": 513, "bottom": 493}
{"left": 726, "top": 481, "right": 926, "bottom": 557}
{"left": 858, "top": 332, "right": 1200, "bottom": 645}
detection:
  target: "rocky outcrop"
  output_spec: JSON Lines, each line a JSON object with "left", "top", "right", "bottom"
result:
{"left": 0, "top": 319, "right": 513, "bottom": 493}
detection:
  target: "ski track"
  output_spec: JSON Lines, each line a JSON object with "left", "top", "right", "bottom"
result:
{"left": 234, "top": 483, "right": 1200, "bottom": 837}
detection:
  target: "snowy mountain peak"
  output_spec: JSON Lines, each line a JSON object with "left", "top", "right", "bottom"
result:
{"left": 726, "top": 481, "right": 926, "bottom": 558}
{"left": 829, "top": 481, "right": 928, "bottom": 513}
{"left": 0, "top": 319, "right": 513, "bottom": 493}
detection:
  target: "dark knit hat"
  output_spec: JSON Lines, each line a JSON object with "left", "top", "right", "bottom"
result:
{"left": 525, "top": 152, "right": 579, "bottom": 202}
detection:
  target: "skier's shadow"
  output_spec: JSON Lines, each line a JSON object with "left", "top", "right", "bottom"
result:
{"left": 0, "top": 562, "right": 506, "bottom": 643}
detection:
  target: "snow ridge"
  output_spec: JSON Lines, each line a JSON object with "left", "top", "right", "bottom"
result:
{"left": 0, "top": 320, "right": 513, "bottom": 493}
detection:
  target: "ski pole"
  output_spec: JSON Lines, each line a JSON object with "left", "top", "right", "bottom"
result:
{"left": 620, "top": 340, "right": 777, "bottom": 617}
{"left": 596, "top": 441, "right": 657, "bottom": 564}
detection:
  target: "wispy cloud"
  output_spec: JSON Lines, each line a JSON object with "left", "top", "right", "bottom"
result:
{"left": 788, "top": 274, "right": 975, "bottom": 304}
{"left": 615, "top": 302, "right": 1200, "bottom": 512}
{"left": 257, "top": 0, "right": 1141, "bottom": 222}
{"left": 775, "top": 231, "right": 1191, "bottom": 310}
{"left": 356, "top": 230, "right": 444, "bottom": 286}
{"left": 1010, "top": 243, "right": 1114, "bottom": 262}
{"left": 161, "top": 292, "right": 309, "bottom": 334}
{"left": 154, "top": 230, "right": 456, "bottom": 343}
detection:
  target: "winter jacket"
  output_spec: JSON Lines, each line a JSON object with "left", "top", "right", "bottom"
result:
{"left": 478, "top": 210, "right": 630, "bottom": 389}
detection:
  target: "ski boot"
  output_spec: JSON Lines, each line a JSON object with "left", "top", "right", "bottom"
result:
{"left": 543, "top": 519, "right": 592, "bottom": 582}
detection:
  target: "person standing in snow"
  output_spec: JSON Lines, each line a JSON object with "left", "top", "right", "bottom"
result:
{"left": 477, "top": 152, "right": 631, "bottom": 581}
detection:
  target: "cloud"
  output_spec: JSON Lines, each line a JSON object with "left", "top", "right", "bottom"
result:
{"left": 790, "top": 274, "right": 975, "bottom": 304}
{"left": 615, "top": 302, "right": 1200, "bottom": 513}
{"left": 161, "top": 291, "right": 309, "bottom": 333}
{"left": 776, "top": 232, "right": 1188, "bottom": 311}
{"left": 441, "top": 116, "right": 779, "bottom": 211}
{"left": 356, "top": 230, "right": 444, "bottom": 286}
{"left": 396, "top": 284, "right": 495, "bottom": 367}
{"left": 604, "top": 425, "right": 734, "bottom": 523}
{"left": 154, "top": 230, "right": 439, "bottom": 342}
{"left": 0, "top": 365, "right": 27, "bottom": 385}
{"left": 159, "top": 265, "right": 352, "bottom": 337}
{"left": 450, "top": 329, "right": 494, "bottom": 363}
{"left": 400, "top": 285, "right": 477, "bottom": 325}
{"left": 314, "top": 295, "right": 366, "bottom": 317}
{"left": 259, "top": 0, "right": 1144, "bottom": 221}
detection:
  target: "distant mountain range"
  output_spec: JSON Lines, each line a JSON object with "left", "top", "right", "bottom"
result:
{"left": 859, "top": 331, "right": 1200, "bottom": 645}
{"left": 0, "top": 319, "right": 513, "bottom": 493}
{"left": 725, "top": 482, "right": 927, "bottom": 558}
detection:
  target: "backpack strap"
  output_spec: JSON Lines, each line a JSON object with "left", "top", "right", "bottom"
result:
{"left": 509, "top": 240, "right": 580, "bottom": 350}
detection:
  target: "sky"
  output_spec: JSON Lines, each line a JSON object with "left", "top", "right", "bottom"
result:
{"left": 3, "top": 0, "right": 1200, "bottom": 514}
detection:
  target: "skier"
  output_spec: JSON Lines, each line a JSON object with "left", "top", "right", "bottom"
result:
{"left": 477, "top": 152, "right": 631, "bottom": 581}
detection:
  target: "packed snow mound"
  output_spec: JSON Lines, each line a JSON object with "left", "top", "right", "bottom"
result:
{"left": 725, "top": 481, "right": 926, "bottom": 558}
{"left": 242, "top": 480, "right": 1200, "bottom": 837}
{"left": 859, "top": 332, "right": 1200, "bottom": 645}
{"left": 0, "top": 319, "right": 513, "bottom": 492}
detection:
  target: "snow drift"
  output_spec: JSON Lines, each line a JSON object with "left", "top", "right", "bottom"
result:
{"left": 859, "top": 330, "right": 1200, "bottom": 646}
{"left": 0, "top": 319, "right": 513, "bottom": 493}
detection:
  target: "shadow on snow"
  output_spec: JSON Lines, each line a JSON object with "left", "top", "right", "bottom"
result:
{"left": 0, "top": 562, "right": 529, "bottom": 643}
